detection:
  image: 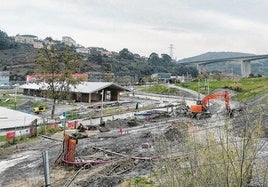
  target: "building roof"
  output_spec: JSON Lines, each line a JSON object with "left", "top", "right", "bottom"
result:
{"left": 20, "top": 82, "right": 129, "bottom": 93}
{"left": 20, "top": 34, "right": 38, "bottom": 38}
{"left": 0, "top": 107, "right": 40, "bottom": 130}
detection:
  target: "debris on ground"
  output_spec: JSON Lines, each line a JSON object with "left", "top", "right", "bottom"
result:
{"left": 77, "top": 123, "right": 88, "bottom": 132}
{"left": 164, "top": 121, "right": 188, "bottom": 141}
{"left": 77, "top": 176, "right": 123, "bottom": 187}
{"left": 140, "top": 131, "right": 152, "bottom": 139}
{"left": 127, "top": 118, "right": 143, "bottom": 127}
{"left": 71, "top": 132, "right": 88, "bottom": 139}
{"left": 106, "top": 118, "right": 144, "bottom": 129}
{"left": 98, "top": 126, "right": 110, "bottom": 132}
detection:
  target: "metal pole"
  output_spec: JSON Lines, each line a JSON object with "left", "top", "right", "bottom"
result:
{"left": 100, "top": 90, "right": 104, "bottom": 124}
{"left": 207, "top": 79, "right": 210, "bottom": 95}
{"left": 14, "top": 84, "right": 17, "bottom": 110}
{"left": 42, "top": 151, "right": 51, "bottom": 187}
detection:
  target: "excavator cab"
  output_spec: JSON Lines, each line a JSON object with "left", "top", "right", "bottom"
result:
{"left": 190, "top": 100, "right": 208, "bottom": 113}
{"left": 190, "top": 104, "right": 203, "bottom": 113}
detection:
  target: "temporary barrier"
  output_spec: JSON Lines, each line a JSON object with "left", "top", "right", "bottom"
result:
{"left": 15, "top": 129, "right": 30, "bottom": 136}
{"left": 67, "top": 121, "right": 75, "bottom": 128}
{"left": 30, "top": 127, "right": 36, "bottom": 135}
{"left": 6, "top": 131, "right": 16, "bottom": 139}
{"left": 4, "top": 120, "right": 78, "bottom": 140}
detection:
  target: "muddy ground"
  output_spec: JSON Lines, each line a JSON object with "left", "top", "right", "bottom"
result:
{"left": 0, "top": 88, "right": 267, "bottom": 187}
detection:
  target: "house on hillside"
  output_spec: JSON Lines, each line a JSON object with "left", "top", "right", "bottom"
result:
{"left": 151, "top": 73, "right": 171, "bottom": 83}
{"left": 14, "top": 34, "right": 43, "bottom": 49}
{"left": 20, "top": 82, "right": 129, "bottom": 103}
{"left": 26, "top": 73, "right": 88, "bottom": 83}
{"left": 76, "top": 47, "right": 91, "bottom": 54}
{"left": 62, "top": 36, "right": 76, "bottom": 46}
{"left": 15, "top": 34, "right": 38, "bottom": 44}
{"left": 0, "top": 71, "right": 10, "bottom": 85}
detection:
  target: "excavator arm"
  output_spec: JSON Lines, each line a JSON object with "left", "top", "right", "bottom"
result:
{"left": 201, "top": 91, "right": 230, "bottom": 111}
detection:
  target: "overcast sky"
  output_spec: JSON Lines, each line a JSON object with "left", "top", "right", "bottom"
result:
{"left": 1, "top": 0, "right": 268, "bottom": 59}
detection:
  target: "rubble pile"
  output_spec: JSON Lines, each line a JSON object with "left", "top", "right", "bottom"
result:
{"left": 77, "top": 176, "right": 123, "bottom": 187}
{"left": 164, "top": 121, "right": 188, "bottom": 142}
{"left": 139, "top": 131, "right": 152, "bottom": 139}
{"left": 106, "top": 118, "right": 144, "bottom": 129}
{"left": 103, "top": 158, "right": 135, "bottom": 176}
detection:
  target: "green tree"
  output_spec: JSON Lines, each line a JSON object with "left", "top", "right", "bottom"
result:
{"left": 119, "top": 48, "right": 134, "bottom": 60}
{"left": 35, "top": 41, "right": 82, "bottom": 119}
{"left": 88, "top": 51, "right": 103, "bottom": 64}
{"left": 161, "top": 54, "right": 172, "bottom": 65}
{"left": 148, "top": 53, "right": 160, "bottom": 66}
{"left": 0, "top": 30, "right": 12, "bottom": 50}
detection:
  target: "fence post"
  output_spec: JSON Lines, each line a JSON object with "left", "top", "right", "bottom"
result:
{"left": 42, "top": 150, "right": 51, "bottom": 187}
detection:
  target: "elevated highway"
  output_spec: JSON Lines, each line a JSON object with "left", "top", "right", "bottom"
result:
{"left": 179, "top": 54, "right": 268, "bottom": 77}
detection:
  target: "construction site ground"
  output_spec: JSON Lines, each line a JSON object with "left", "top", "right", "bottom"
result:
{"left": 0, "top": 87, "right": 267, "bottom": 187}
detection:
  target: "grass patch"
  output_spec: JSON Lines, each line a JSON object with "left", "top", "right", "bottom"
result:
{"left": 66, "top": 111, "right": 82, "bottom": 120}
{"left": 122, "top": 177, "right": 157, "bottom": 187}
{"left": 1, "top": 135, "right": 39, "bottom": 148}
{"left": 140, "top": 84, "right": 179, "bottom": 95}
{"left": 177, "top": 77, "right": 268, "bottom": 102}
{"left": 0, "top": 135, "right": 6, "bottom": 142}
{"left": 0, "top": 89, "right": 24, "bottom": 109}
{"left": 38, "top": 125, "right": 62, "bottom": 135}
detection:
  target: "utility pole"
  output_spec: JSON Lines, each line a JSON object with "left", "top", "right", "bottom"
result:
{"left": 169, "top": 44, "right": 174, "bottom": 60}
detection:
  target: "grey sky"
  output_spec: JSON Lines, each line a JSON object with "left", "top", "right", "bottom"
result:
{"left": 1, "top": 0, "right": 268, "bottom": 59}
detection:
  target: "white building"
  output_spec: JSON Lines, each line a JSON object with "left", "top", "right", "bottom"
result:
{"left": 0, "top": 71, "right": 10, "bottom": 85}
{"left": 14, "top": 34, "right": 43, "bottom": 49}
{"left": 76, "top": 47, "right": 91, "bottom": 54}
{"left": 62, "top": 36, "right": 76, "bottom": 46}
{"left": 14, "top": 34, "right": 38, "bottom": 44}
{"left": 33, "top": 40, "right": 43, "bottom": 49}
{"left": 0, "top": 106, "right": 40, "bottom": 136}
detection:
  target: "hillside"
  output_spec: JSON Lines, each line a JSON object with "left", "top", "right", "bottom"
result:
{"left": 0, "top": 45, "right": 38, "bottom": 81}
{"left": 0, "top": 46, "right": 198, "bottom": 82}
{"left": 0, "top": 45, "right": 106, "bottom": 82}
{"left": 1, "top": 47, "right": 268, "bottom": 82}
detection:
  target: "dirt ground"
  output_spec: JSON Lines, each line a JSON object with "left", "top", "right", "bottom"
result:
{"left": 0, "top": 89, "right": 267, "bottom": 187}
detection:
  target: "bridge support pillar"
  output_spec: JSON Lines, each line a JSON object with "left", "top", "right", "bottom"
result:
{"left": 196, "top": 64, "right": 201, "bottom": 74}
{"left": 241, "top": 60, "right": 251, "bottom": 77}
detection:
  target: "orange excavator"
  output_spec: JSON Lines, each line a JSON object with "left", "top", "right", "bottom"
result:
{"left": 189, "top": 91, "right": 233, "bottom": 119}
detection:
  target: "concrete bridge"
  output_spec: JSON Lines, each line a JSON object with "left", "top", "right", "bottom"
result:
{"left": 179, "top": 54, "right": 268, "bottom": 77}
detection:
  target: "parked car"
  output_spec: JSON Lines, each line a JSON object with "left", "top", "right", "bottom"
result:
{"left": 33, "top": 106, "right": 46, "bottom": 114}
